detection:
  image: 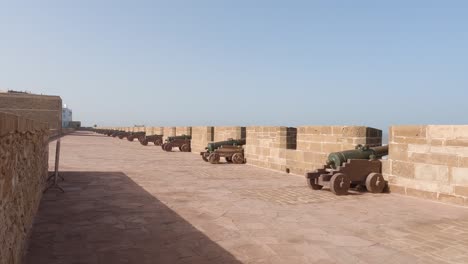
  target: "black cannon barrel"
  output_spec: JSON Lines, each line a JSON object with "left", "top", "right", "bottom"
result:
{"left": 206, "top": 139, "right": 246, "bottom": 152}
{"left": 327, "top": 145, "right": 389, "bottom": 169}
{"left": 167, "top": 135, "right": 191, "bottom": 141}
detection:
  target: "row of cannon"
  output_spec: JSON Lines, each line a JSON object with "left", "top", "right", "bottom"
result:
{"left": 94, "top": 129, "right": 247, "bottom": 164}
{"left": 94, "top": 129, "right": 389, "bottom": 195}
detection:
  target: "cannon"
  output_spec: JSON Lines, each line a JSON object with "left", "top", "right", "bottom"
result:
{"left": 139, "top": 134, "right": 163, "bottom": 146}
{"left": 305, "top": 145, "right": 388, "bottom": 195}
{"left": 117, "top": 131, "right": 130, "bottom": 139}
{"left": 200, "top": 139, "right": 246, "bottom": 164}
{"left": 127, "top": 132, "right": 146, "bottom": 142}
{"left": 161, "top": 135, "right": 191, "bottom": 152}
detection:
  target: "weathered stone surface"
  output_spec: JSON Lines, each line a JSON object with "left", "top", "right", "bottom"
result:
{"left": 387, "top": 125, "right": 468, "bottom": 205}
{"left": 214, "top": 126, "right": 246, "bottom": 141}
{"left": 0, "top": 111, "right": 49, "bottom": 264}
{"left": 191, "top": 126, "right": 214, "bottom": 153}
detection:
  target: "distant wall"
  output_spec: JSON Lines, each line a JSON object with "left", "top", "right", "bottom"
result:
{"left": 163, "top": 127, "right": 176, "bottom": 140}
{"left": 0, "top": 112, "right": 49, "bottom": 264}
{"left": 213, "top": 126, "right": 246, "bottom": 141}
{"left": 0, "top": 93, "right": 62, "bottom": 137}
{"left": 145, "top": 126, "right": 163, "bottom": 135}
{"left": 383, "top": 125, "right": 468, "bottom": 206}
{"left": 176, "top": 127, "right": 192, "bottom": 136}
{"left": 191, "top": 126, "right": 214, "bottom": 153}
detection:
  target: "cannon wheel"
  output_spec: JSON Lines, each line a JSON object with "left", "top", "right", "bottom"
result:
{"left": 231, "top": 153, "right": 245, "bottom": 164}
{"left": 365, "top": 172, "right": 385, "bottom": 193}
{"left": 225, "top": 157, "right": 233, "bottom": 163}
{"left": 118, "top": 135, "right": 124, "bottom": 139}
{"left": 330, "top": 173, "right": 350, "bottom": 195}
{"left": 128, "top": 136, "right": 134, "bottom": 141}
{"left": 307, "top": 178, "right": 323, "bottom": 190}
{"left": 140, "top": 139, "right": 148, "bottom": 146}
{"left": 154, "top": 139, "right": 163, "bottom": 146}
{"left": 180, "top": 144, "right": 190, "bottom": 152}
{"left": 163, "top": 144, "right": 173, "bottom": 152}
{"left": 201, "top": 152, "right": 210, "bottom": 162}
{"left": 208, "top": 153, "right": 220, "bottom": 164}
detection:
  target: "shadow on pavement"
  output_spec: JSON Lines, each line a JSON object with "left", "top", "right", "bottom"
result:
{"left": 25, "top": 171, "right": 241, "bottom": 264}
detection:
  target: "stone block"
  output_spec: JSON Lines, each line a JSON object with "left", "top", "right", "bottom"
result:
{"left": 0, "top": 112, "right": 18, "bottom": 136}
{"left": 454, "top": 186, "right": 468, "bottom": 197}
{"left": 342, "top": 126, "right": 367, "bottom": 137}
{"left": 407, "top": 144, "right": 430, "bottom": 153}
{"left": 392, "top": 137, "right": 428, "bottom": 145}
{"left": 321, "top": 143, "right": 342, "bottom": 153}
{"left": 414, "top": 164, "right": 449, "bottom": 183}
{"left": 459, "top": 157, "right": 468, "bottom": 168}
{"left": 452, "top": 125, "right": 468, "bottom": 139}
{"left": 446, "top": 139, "right": 468, "bottom": 147}
{"left": 438, "top": 193, "right": 465, "bottom": 206}
{"left": 388, "top": 184, "right": 406, "bottom": 194}
{"left": 382, "top": 160, "right": 391, "bottom": 176}
{"left": 391, "top": 161, "right": 415, "bottom": 178}
{"left": 427, "top": 125, "right": 454, "bottom": 139}
{"left": 451, "top": 167, "right": 468, "bottom": 185}
{"left": 393, "top": 125, "right": 427, "bottom": 138}
{"left": 406, "top": 187, "right": 438, "bottom": 200}
{"left": 389, "top": 143, "right": 408, "bottom": 161}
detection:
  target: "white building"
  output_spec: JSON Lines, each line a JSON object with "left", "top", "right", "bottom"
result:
{"left": 62, "top": 104, "right": 72, "bottom": 127}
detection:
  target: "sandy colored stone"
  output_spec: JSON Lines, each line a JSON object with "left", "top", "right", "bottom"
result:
{"left": 451, "top": 167, "right": 468, "bottom": 185}
{"left": 393, "top": 126, "right": 427, "bottom": 138}
{"left": 391, "top": 161, "right": 415, "bottom": 178}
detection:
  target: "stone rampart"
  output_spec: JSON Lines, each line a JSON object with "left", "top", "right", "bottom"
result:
{"left": 383, "top": 125, "right": 468, "bottom": 206}
{"left": 0, "top": 112, "right": 49, "bottom": 264}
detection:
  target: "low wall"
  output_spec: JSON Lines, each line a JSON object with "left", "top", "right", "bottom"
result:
{"left": 383, "top": 125, "right": 468, "bottom": 206}
{"left": 0, "top": 112, "right": 49, "bottom": 264}
{"left": 245, "top": 126, "right": 382, "bottom": 175}
{"left": 244, "top": 126, "right": 295, "bottom": 171}
{"left": 213, "top": 126, "right": 246, "bottom": 141}
{"left": 176, "top": 126, "right": 192, "bottom": 136}
{"left": 191, "top": 126, "right": 214, "bottom": 153}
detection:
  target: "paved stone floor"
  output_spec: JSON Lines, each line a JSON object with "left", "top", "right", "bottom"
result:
{"left": 25, "top": 131, "right": 468, "bottom": 264}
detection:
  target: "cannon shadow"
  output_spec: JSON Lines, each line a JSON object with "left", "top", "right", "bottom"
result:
{"left": 25, "top": 171, "right": 241, "bottom": 264}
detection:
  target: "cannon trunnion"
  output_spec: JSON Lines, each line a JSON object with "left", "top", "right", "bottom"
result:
{"left": 200, "top": 138, "right": 246, "bottom": 164}
{"left": 161, "top": 135, "right": 192, "bottom": 152}
{"left": 306, "top": 145, "right": 388, "bottom": 195}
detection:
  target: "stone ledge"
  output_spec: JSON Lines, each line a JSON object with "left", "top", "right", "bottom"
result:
{"left": 388, "top": 184, "right": 468, "bottom": 207}
{"left": 0, "top": 111, "right": 49, "bottom": 136}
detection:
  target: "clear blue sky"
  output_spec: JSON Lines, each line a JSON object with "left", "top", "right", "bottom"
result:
{"left": 1, "top": 1, "right": 467, "bottom": 131}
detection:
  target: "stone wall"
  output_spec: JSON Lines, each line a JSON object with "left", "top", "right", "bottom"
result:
{"left": 245, "top": 126, "right": 382, "bottom": 175}
{"left": 176, "top": 126, "right": 192, "bottom": 136}
{"left": 213, "top": 126, "right": 246, "bottom": 141}
{"left": 0, "top": 93, "right": 62, "bottom": 137}
{"left": 383, "top": 125, "right": 468, "bottom": 206}
{"left": 163, "top": 127, "right": 176, "bottom": 140}
{"left": 191, "top": 126, "right": 214, "bottom": 153}
{"left": 145, "top": 126, "right": 163, "bottom": 135}
{"left": 244, "top": 126, "right": 292, "bottom": 171}
{"left": 0, "top": 112, "right": 49, "bottom": 264}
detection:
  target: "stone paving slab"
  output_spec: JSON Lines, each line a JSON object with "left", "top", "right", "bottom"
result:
{"left": 25, "top": 131, "right": 468, "bottom": 264}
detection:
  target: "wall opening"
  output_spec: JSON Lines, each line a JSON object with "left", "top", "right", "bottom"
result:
{"left": 286, "top": 127, "right": 297, "bottom": 150}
